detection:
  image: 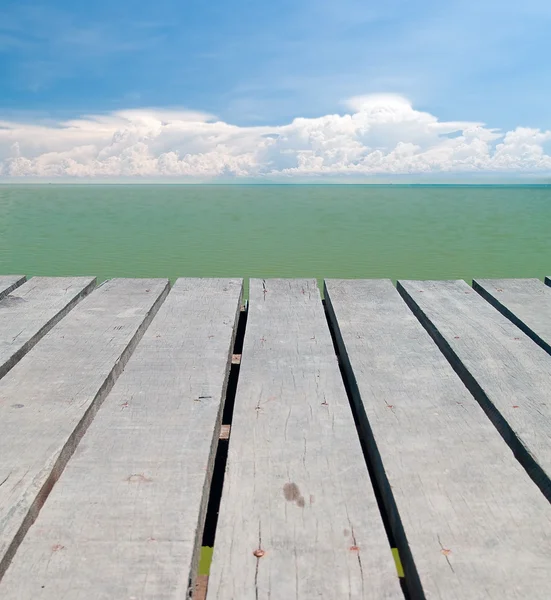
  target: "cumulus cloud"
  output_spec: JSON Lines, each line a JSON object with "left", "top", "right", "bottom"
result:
{"left": 1, "top": 95, "right": 551, "bottom": 179}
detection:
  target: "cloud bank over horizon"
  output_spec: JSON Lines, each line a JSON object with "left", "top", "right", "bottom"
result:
{"left": 1, "top": 94, "right": 551, "bottom": 180}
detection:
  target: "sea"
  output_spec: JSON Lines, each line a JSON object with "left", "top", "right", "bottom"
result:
{"left": 1, "top": 184, "right": 550, "bottom": 288}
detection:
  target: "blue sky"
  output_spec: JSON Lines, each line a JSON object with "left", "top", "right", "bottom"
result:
{"left": 1, "top": 0, "right": 551, "bottom": 179}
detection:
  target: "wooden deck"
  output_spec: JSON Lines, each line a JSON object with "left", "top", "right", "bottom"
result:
{"left": 0, "top": 275, "right": 550, "bottom": 599}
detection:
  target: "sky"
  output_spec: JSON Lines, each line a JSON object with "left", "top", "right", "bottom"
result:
{"left": 1, "top": 0, "right": 551, "bottom": 180}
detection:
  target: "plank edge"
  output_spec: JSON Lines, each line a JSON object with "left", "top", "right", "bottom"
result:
{"left": 0, "top": 276, "right": 26, "bottom": 301}
{"left": 472, "top": 279, "right": 551, "bottom": 357}
{"left": 0, "top": 279, "right": 170, "bottom": 582}
{"left": 186, "top": 280, "right": 244, "bottom": 597}
{"left": 0, "top": 278, "right": 97, "bottom": 381}
{"left": 396, "top": 279, "right": 551, "bottom": 502}
{"left": 323, "top": 279, "right": 425, "bottom": 599}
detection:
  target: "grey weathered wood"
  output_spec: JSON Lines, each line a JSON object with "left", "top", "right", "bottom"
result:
{"left": 0, "top": 278, "right": 242, "bottom": 599}
{"left": 207, "top": 279, "right": 401, "bottom": 600}
{"left": 473, "top": 278, "right": 551, "bottom": 356}
{"left": 0, "top": 276, "right": 25, "bottom": 300}
{"left": 0, "top": 278, "right": 169, "bottom": 582}
{"left": 398, "top": 279, "right": 551, "bottom": 500}
{"left": 0, "top": 277, "right": 96, "bottom": 380}
{"left": 325, "top": 279, "right": 551, "bottom": 599}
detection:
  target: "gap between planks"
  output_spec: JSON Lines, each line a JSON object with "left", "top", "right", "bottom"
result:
{"left": 0, "top": 276, "right": 26, "bottom": 300}
{"left": 206, "top": 279, "right": 402, "bottom": 600}
{"left": 195, "top": 301, "right": 248, "bottom": 600}
{"left": 0, "top": 277, "right": 97, "bottom": 381}
{"left": 326, "top": 278, "right": 551, "bottom": 599}
{"left": 0, "top": 278, "right": 170, "bottom": 585}
{"left": 397, "top": 278, "right": 551, "bottom": 502}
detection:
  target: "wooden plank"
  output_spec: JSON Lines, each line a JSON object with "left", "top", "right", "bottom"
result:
{"left": 0, "top": 278, "right": 169, "bottom": 582}
{"left": 0, "top": 277, "right": 96, "bottom": 380}
{"left": 0, "top": 276, "right": 25, "bottom": 300}
{"left": 0, "top": 279, "right": 243, "bottom": 599}
{"left": 473, "top": 278, "right": 551, "bottom": 356}
{"left": 325, "top": 279, "right": 551, "bottom": 599}
{"left": 207, "top": 279, "right": 401, "bottom": 600}
{"left": 398, "top": 279, "right": 551, "bottom": 501}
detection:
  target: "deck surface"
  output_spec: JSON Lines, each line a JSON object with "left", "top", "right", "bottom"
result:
{"left": 325, "top": 279, "right": 551, "bottom": 599}
{"left": 0, "top": 278, "right": 169, "bottom": 581}
{"left": 0, "top": 279, "right": 242, "bottom": 599}
{"left": 0, "top": 275, "right": 549, "bottom": 599}
{"left": 398, "top": 279, "right": 551, "bottom": 500}
{"left": 208, "top": 280, "right": 400, "bottom": 600}
{"left": 0, "top": 276, "right": 26, "bottom": 300}
{"left": 473, "top": 278, "right": 551, "bottom": 356}
{"left": 0, "top": 276, "right": 96, "bottom": 379}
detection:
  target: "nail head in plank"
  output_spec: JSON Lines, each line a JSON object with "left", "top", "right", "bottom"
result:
{"left": 398, "top": 279, "right": 551, "bottom": 500}
{"left": 208, "top": 279, "right": 401, "bottom": 600}
{"left": 0, "top": 278, "right": 243, "bottom": 599}
{"left": 0, "top": 278, "right": 169, "bottom": 582}
{"left": 325, "top": 278, "right": 551, "bottom": 599}
{"left": 473, "top": 278, "right": 551, "bottom": 356}
{"left": 0, "top": 276, "right": 26, "bottom": 300}
{"left": 0, "top": 277, "right": 96, "bottom": 380}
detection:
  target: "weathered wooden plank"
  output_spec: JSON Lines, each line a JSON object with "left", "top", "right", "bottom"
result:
{"left": 325, "top": 279, "right": 551, "bottom": 599}
{"left": 398, "top": 279, "right": 551, "bottom": 500}
{"left": 0, "top": 276, "right": 25, "bottom": 300}
{"left": 207, "top": 279, "right": 401, "bottom": 600}
{"left": 0, "top": 278, "right": 169, "bottom": 582}
{"left": 0, "top": 279, "right": 242, "bottom": 599}
{"left": 473, "top": 278, "right": 551, "bottom": 356}
{"left": 0, "top": 277, "right": 96, "bottom": 379}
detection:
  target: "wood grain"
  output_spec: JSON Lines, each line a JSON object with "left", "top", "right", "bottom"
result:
{"left": 0, "top": 278, "right": 243, "bottom": 599}
{"left": 0, "top": 276, "right": 25, "bottom": 300}
{"left": 398, "top": 279, "right": 551, "bottom": 500}
{"left": 325, "top": 278, "right": 551, "bottom": 599}
{"left": 207, "top": 279, "right": 401, "bottom": 600}
{"left": 0, "top": 276, "right": 96, "bottom": 380}
{"left": 473, "top": 278, "right": 551, "bottom": 356}
{"left": 0, "top": 278, "right": 169, "bottom": 583}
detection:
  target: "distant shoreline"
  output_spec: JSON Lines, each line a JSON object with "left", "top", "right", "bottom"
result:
{"left": 1, "top": 182, "right": 550, "bottom": 187}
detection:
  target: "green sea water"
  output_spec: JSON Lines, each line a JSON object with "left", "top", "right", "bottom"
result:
{"left": 1, "top": 185, "right": 550, "bottom": 285}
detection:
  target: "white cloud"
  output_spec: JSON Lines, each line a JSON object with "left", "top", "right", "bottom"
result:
{"left": 1, "top": 95, "right": 550, "bottom": 179}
